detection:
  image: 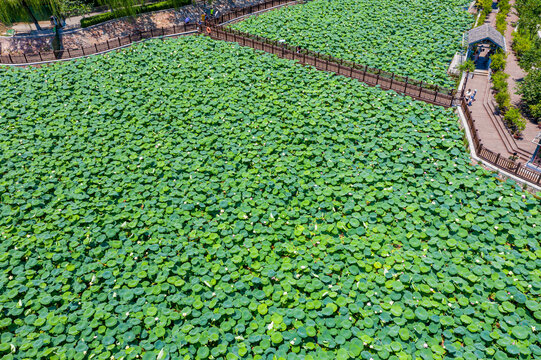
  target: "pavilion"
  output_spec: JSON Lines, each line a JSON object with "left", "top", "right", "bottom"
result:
{"left": 465, "top": 24, "right": 506, "bottom": 70}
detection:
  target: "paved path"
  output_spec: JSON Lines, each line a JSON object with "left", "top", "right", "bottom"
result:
{"left": 501, "top": 1, "right": 539, "bottom": 150}
{"left": 465, "top": 0, "right": 537, "bottom": 163}
{"left": 0, "top": 0, "right": 265, "bottom": 54}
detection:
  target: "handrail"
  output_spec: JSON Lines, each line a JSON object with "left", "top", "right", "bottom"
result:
{"left": 460, "top": 98, "right": 541, "bottom": 185}
{"left": 0, "top": 0, "right": 295, "bottom": 65}
{"left": 0, "top": 23, "right": 198, "bottom": 65}
{"left": 204, "top": 23, "right": 456, "bottom": 108}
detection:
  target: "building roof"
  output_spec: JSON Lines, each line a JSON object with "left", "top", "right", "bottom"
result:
{"left": 467, "top": 24, "right": 506, "bottom": 51}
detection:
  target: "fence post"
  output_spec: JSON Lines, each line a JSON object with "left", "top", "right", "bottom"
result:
{"left": 389, "top": 73, "right": 394, "bottom": 89}
{"left": 495, "top": 153, "right": 501, "bottom": 164}
{"left": 404, "top": 77, "right": 408, "bottom": 92}
{"left": 39, "top": 52, "right": 43, "bottom": 61}
{"left": 376, "top": 70, "right": 380, "bottom": 84}
{"left": 23, "top": 53, "right": 28, "bottom": 63}
{"left": 515, "top": 162, "right": 521, "bottom": 174}
{"left": 434, "top": 85, "right": 439, "bottom": 102}
{"left": 350, "top": 65, "right": 353, "bottom": 77}
{"left": 8, "top": 54, "right": 13, "bottom": 64}
{"left": 418, "top": 81, "right": 423, "bottom": 98}
{"left": 95, "top": 44, "right": 98, "bottom": 53}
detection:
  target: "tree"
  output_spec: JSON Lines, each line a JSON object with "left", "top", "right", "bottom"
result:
{"left": 50, "top": 0, "right": 92, "bottom": 20}
{"left": 518, "top": 69, "right": 541, "bottom": 122}
{"left": 458, "top": 59, "right": 475, "bottom": 73}
{"left": 1, "top": 0, "right": 94, "bottom": 31}
{"left": 515, "top": 0, "right": 541, "bottom": 40}
{"left": 97, "top": 0, "right": 191, "bottom": 18}
{"left": 0, "top": 0, "right": 47, "bottom": 30}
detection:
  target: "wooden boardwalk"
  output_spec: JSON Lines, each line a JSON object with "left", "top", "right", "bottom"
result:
{"left": 464, "top": 0, "right": 537, "bottom": 164}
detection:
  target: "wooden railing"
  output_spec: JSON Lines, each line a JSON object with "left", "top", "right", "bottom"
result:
{"left": 0, "top": 0, "right": 294, "bottom": 65}
{"left": 204, "top": 24, "right": 456, "bottom": 107}
{"left": 461, "top": 99, "right": 541, "bottom": 185}
{"left": 0, "top": 23, "right": 198, "bottom": 64}
{"left": 210, "top": 0, "right": 302, "bottom": 24}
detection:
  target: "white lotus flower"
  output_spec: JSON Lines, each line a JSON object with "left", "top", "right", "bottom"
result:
{"left": 157, "top": 349, "right": 165, "bottom": 360}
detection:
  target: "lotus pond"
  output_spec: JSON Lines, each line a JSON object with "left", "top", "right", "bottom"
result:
{"left": 230, "top": 0, "right": 472, "bottom": 87}
{"left": 0, "top": 36, "right": 540, "bottom": 360}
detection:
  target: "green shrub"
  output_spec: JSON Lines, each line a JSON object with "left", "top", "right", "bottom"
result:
{"left": 496, "top": 12, "right": 506, "bottom": 34}
{"left": 492, "top": 77, "right": 508, "bottom": 93}
{"left": 504, "top": 107, "right": 526, "bottom": 134}
{"left": 530, "top": 103, "right": 541, "bottom": 122}
{"left": 498, "top": 0, "right": 510, "bottom": 13}
{"left": 479, "top": 0, "right": 492, "bottom": 16}
{"left": 492, "top": 70, "right": 509, "bottom": 83}
{"left": 476, "top": 12, "right": 486, "bottom": 26}
{"left": 518, "top": 69, "right": 541, "bottom": 122}
{"left": 512, "top": 30, "right": 533, "bottom": 58}
{"left": 490, "top": 51, "right": 507, "bottom": 71}
{"left": 492, "top": 71, "right": 509, "bottom": 93}
{"left": 518, "top": 38, "right": 541, "bottom": 70}
{"left": 81, "top": 0, "right": 191, "bottom": 28}
{"left": 458, "top": 59, "right": 475, "bottom": 72}
{"left": 495, "top": 91, "right": 510, "bottom": 110}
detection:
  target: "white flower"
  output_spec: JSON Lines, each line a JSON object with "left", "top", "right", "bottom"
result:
{"left": 423, "top": 343, "right": 428, "bottom": 348}
{"left": 156, "top": 349, "right": 165, "bottom": 360}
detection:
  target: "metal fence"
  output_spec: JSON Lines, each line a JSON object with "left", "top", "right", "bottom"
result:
{"left": 0, "top": 23, "right": 198, "bottom": 65}
{"left": 205, "top": 24, "right": 456, "bottom": 108}
{"left": 460, "top": 100, "right": 541, "bottom": 185}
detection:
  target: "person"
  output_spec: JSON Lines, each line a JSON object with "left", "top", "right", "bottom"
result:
{"left": 185, "top": 17, "right": 190, "bottom": 24}
{"left": 465, "top": 89, "right": 472, "bottom": 99}
{"left": 468, "top": 96, "right": 473, "bottom": 106}
{"left": 472, "top": 89, "right": 477, "bottom": 101}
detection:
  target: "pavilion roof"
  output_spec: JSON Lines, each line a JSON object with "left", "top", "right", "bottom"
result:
{"left": 467, "top": 24, "right": 506, "bottom": 51}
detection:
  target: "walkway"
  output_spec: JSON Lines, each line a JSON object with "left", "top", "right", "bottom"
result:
{"left": 0, "top": 0, "right": 265, "bottom": 55}
{"left": 465, "top": 0, "right": 537, "bottom": 164}
{"left": 501, "top": 1, "right": 539, "bottom": 150}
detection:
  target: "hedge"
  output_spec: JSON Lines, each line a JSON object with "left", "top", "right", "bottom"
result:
{"left": 81, "top": 0, "right": 191, "bottom": 28}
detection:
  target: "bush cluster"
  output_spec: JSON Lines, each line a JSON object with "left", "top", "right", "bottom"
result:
{"left": 504, "top": 107, "right": 527, "bottom": 134}
{"left": 495, "top": 0, "right": 510, "bottom": 34}
{"left": 513, "top": 0, "right": 541, "bottom": 122}
{"left": 81, "top": 0, "right": 191, "bottom": 28}
{"left": 490, "top": 51, "right": 527, "bottom": 134}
